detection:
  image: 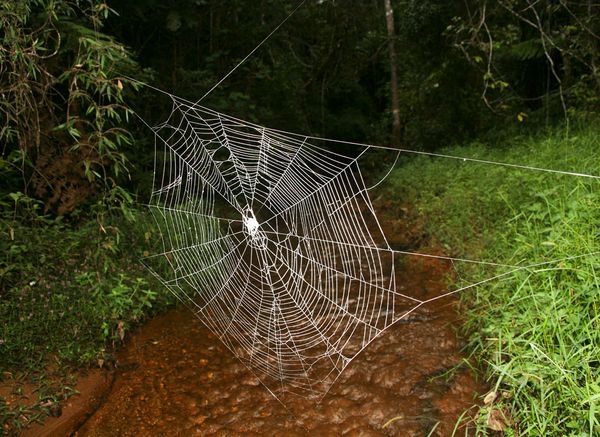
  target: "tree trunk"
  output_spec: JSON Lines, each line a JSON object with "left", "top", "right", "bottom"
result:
{"left": 589, "top": 0, "right": 600, "bottom": 95}
{"left": 384, "top": 0, "right": 401, "bottom": 147}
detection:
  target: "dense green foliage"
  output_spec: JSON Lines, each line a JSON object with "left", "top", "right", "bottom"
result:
{"left": 0, "top": 0, "right": 142, "bottom": 215}
{"left": 2, "top": 0, "right": 598, "bottom": 209}
{"left": 0, "top": 4, "right": 158, "bottom": 427}
{"left": 385, "top": 125, "right": 599, "bottom": 436}
{"left": 0, "top": 211, "right": 172, "bottom": 369}
{"left": 0, "top": 204, "right": 175, "bottom": 432}
{"left": 448, "top": 0, "right": 600, "bottom": 121}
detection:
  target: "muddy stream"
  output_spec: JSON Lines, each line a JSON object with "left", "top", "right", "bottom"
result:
{"left": 70, "top": 227, "right": 484, "bottom": 436}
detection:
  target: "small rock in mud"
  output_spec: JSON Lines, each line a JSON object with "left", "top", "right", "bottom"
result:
{"left": 343, "top": 425, "right": 385, "bottom": 436}
{"left": 49, "top": 403, "right": 62, "bottom": 417}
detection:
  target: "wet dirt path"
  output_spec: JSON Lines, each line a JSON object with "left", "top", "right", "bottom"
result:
{"left": 75, "top": 246, "right": 485, "bottom": 436}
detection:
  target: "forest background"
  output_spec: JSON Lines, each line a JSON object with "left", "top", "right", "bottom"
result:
{"left": 1, "top": 0, "right": 599, "bottom": 435}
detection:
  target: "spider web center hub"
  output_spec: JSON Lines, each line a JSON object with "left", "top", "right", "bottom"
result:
{"left": 242, "top": 207, "right": 267, "bottom": 249}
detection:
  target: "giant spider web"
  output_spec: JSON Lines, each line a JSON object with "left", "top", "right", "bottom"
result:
{"left": 136, "top": 0, "right": 600, "bottom": 406}
{"left": 141, "top": 93, "right": 598, "bottom": 403}
{"left": 142, "top": 95, "right": 434, "bottom": 401}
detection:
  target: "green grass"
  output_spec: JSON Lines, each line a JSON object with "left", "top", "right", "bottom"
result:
{"left": 384, "top": 124, "right": 600, "bottom": 436}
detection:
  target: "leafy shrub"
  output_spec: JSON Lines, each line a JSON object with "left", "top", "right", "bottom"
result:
{"left": 0, "top": 208, "right": 174, "bottom": 371}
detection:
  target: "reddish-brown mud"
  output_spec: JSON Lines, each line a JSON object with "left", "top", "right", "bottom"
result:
{"left": 74, "top": 248, "right": 484, "bottom": 436}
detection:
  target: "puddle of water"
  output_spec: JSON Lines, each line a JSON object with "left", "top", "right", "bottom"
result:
{"left": 75, "top": 251, "right": 485, "bottom": 436}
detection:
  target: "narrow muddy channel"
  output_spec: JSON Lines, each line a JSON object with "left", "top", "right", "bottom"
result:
{"left": 75, "top": 246, "right": 484, "bottom": 436}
